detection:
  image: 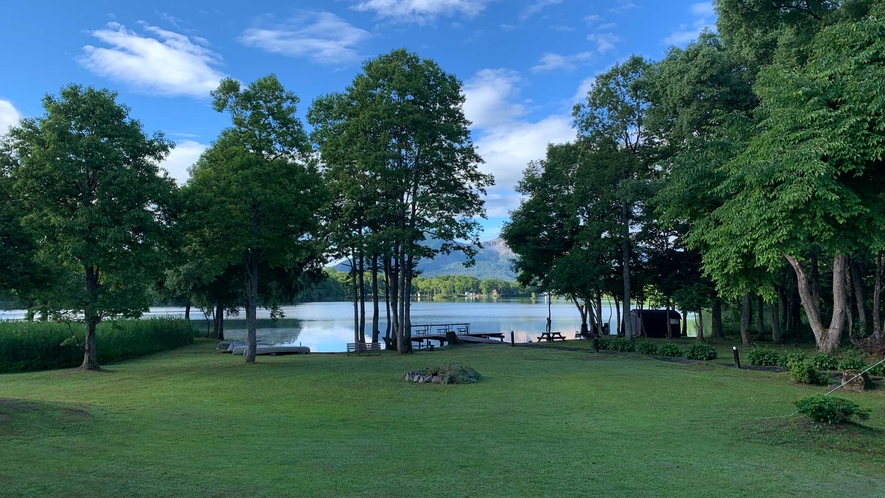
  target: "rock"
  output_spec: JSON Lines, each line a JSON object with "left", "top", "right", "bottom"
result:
{"left": 403, "top": 364, "right": 483, "bottom": 384}
{"left": 842, "top": 369, "right": 873, "bottom": 392}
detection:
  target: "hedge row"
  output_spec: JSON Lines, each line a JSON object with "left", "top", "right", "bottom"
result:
{"left": 0, "top": 319, "right": 194, "bottom": 373}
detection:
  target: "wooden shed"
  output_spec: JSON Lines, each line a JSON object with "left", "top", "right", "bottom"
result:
{"left": 628, "top": 309, "right": 682, "bottom": 338}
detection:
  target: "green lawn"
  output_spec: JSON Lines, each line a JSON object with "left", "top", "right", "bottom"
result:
{"left": 1, "top": 340, "right": 884, "bottom": 497}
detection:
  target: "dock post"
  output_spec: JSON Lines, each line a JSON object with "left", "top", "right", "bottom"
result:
{"left": 733, "top": 347, "right": 741, "bottom": 369}
{"left": 510, "top": 331, "right": 515, "bottom": 347}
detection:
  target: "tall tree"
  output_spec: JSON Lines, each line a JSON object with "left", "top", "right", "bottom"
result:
{"left": 697, "top": 6, "right": 885, "bottom": 352}
{"left": 186, "top": 75, "right": 327, "bottom": 363}
{"left": 309, "top": 49, "right": 492, "bottom": 353}
{"left": 8, "top": 85, "right": 177, "bottom": 370}
{"left": 573, "top": 55, "right": 655, "bottom": 339}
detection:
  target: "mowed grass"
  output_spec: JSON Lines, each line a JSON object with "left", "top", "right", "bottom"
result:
{"left": 1, "top": 340, "right": 884, "bottom": 498}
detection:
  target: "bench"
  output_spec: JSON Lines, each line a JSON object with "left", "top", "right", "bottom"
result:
{"left": 537, "top": 332, "right": 567, "bottom": 342}
{"left": 347, "top": 342, "right": 382, "bottom": 356}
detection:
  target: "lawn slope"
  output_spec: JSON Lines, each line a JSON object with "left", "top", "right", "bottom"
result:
{"left": 1, "top": 341, "right": 883, "bottom": 497}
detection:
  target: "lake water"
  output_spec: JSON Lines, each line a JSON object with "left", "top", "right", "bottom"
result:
{"left": 1, "top": 299, "right": 698, "bottom": 352}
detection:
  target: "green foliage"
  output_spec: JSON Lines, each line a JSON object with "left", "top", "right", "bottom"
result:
{"left": 783, "top": 351, "right": 808, "bottom": 368}
{"left": 608, "top": 338, "right": 636, "bottom": 353}
{"left": 406, "top": 364, "right": 483, "bottom": 384}
{"left": 869, "top": 361, "right": 885, "bottom": 377}
{"left": 684, "top": 343, "right": 718, "bottom": 361}
{"left": 636, "top": 341, "right": 658, "bottom": 355}
{"left": 810, "top": 353, "right": 838, "bottom": 370}
{"left": 838, "top": 351, "right": 867, "bottom": 371}
{"left": 748, "top": 347, "right": 781, "bottom": 366}
{"left": 789, "top": 360, "right": 828, "bottom": 385}
{"left": 794, "top": 395, "right": 871, "bottom": 425}
{"left": 0, "top": 319, "right": 193, "bottom": 373}
{"left": 596, "top": 337, "right": 612, "bottom": 350}
{"left": 657, "top": 343, "right": 683, "bottom": 357}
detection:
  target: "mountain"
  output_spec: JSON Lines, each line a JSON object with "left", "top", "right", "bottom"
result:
{"left": 416, "top": 238, "right": 516, "bottom": 280}
{"left": 332, "top": 238, "right": 517, "bottom": 281}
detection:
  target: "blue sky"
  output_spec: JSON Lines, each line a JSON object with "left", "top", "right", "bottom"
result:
{"left": 0, "top": 0, "right": 715, "bottom": 238}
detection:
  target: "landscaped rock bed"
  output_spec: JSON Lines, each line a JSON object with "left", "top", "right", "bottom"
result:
{"left": 404, "top": 364, "right": 483, "bottom": 384}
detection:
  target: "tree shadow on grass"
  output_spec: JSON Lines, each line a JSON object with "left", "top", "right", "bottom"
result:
{"left": 0, "top": 398, "right": 92, "bottom": 436}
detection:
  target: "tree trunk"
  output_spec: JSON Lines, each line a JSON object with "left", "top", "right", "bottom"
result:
{"left": 621, "top": 231, "right": 633, "bottom": 339}
{"left": 666, "top": 299, "right": 673, "bottom": 339}
{"left": 80, "top": 265, "right": 101, "bottom": 370}
{"left": 573, "top": 296, "right": 588, "bottom": 336}
{"left": 358, "top": 239, "right": 366, "bottom": 344}
{"left": 771, "top": 299, "right": 781, "bottom": 344}
{"left": 756, "top": 295, "right": 766, "bottom": 340}
{"left": 244, "top": 252, "right": 259, "bottom": 364}
{"left": 596, "top": 292, "right": 604, "bottom": 335}
{"left": 696, "top": 308, "right": 705, "bottom": 341}
{"left": 777, "top": 285, "right": 789, "bottom": 339}
{"left": 681, "top": 308, "right": 688, "bottom": 337}
{"left": 213, "top": 302, "right": 225, "bottom": 340}
{"left": 185, "top": 302, "right": 191, "bottom": 321}
{"left": 396, "top": 245, "right": 407, "bottom": 354}
{"left": 372, "top": 255, "right": 380, "bottom": 343}
{"left": 614, "top": 296, "right": 621, "bottom": 337}
{"left": 874, "top": 253, "right": 884, "bottom": 342}
{"left": 811, "top": 253, "right": 821, "bottom": 311}
{"left": 786, "top": 254, "right": 848, "bottom": 354}
{"left": 712, "top": 298, "right": 724, "bottom": 338}
{"left": 384, "top": 258, "right": 392, "bottom": 342}
{"left": 849, "top": 256, "right": 868, "bottom": 342}
{"left": 403, "top": 253, "right": 414, "bottom": 353}
{"left": 740, "top": 294, "right": 751, "bottom": 346}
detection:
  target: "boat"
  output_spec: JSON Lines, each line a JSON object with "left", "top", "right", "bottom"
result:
{"left": 218, "top": 341, "right": 267, "bottom": 354}
{"left": 228, "top": 343, "right": 307, "bottom": 355}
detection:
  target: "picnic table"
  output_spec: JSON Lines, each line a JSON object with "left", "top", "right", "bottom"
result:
{"left": 537, "top": 331, "right": 567, "bottom": 342}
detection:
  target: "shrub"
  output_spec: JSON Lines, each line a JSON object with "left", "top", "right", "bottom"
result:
{"left": 0, "top": 319, "right": 194, "bottom": 373}
{"left": 684, "top": 343, "right": 718, "bottom": 360}
{"left": 782, "top": 351, "right": 807, "bottom": 368}
{"left": 838, "top": 351, "right": 866, "bottom": 371}
{"left": 657, "top": 343, "right": 683, "bottom": 357}
{"left": 596, "top": 337, "right": 612, "bottom": 350}
{"left": 608, "top": 338, "right": 636, "bottom": 353}
{"left": 789, "top": 360, "right": 828, "bottom": 385}
{"left": 794, "top": 395, "right": 870, "bottom": 424}
{"left": 748, "top": 347, "right": 780, "bottom": 366}
{"left": 810, "top": 353, "right": 838, "bottom": 370}
{"left": 636, "top": 341, "right": 658, "bottom": 355}
{"left": 869, "top": 361, "right": 885, "bottom": 377}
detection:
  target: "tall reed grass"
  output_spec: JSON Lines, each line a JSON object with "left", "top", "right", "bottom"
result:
{"left": 0, "top": 318, "right": 194, "bottom": 373}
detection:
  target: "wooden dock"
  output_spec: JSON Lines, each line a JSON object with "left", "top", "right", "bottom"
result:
{"left": 409, "top": 323, "right": 505, "bottom": 347}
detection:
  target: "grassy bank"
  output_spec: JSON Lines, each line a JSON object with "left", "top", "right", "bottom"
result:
{"left": 0, "top": 319, "right": 194, "bottom": 373}
{"left": 1, "top": 341, "right": 884, "bottom": 497}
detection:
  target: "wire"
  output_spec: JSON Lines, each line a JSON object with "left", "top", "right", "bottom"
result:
{"left": 785, "top": 356, "right": 885, "bottom": 418}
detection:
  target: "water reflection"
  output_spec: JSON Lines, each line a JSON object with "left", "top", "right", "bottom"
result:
{"left": 2, "top": 299, "right": 699, "bottom": 353}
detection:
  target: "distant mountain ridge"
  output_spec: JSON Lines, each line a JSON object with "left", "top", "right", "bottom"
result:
{"left": 332, "top": 238, "right": 517, "bottom": 281}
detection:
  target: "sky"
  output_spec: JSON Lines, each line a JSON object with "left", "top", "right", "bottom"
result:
{"left": 0, "top": 0, "right": 715, "bottom": 238}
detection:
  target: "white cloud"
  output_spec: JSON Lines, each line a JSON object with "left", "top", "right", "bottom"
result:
{"left": 664, "top": 2, "right": 715, "bottom": 46}
{"left": 596, "top": 22, "right": 617, "bottom": 30}
{"left": 584, "top": 15, "right": 602, "bottom": 24}
{"left": 571, "top": 76, "right": 596, "bottom": 104}
{"left": 0, "top": 99, "right": 21, "bottom": 134}
{"left": 239, "top": 12, "right": 371, "bottom": 65}
{"left": 521, "top": 0, "right": 563, "bottom": 20}
{"left": 463, "top": 69, "right": 578, "bottom": 216}
{"left": 80, "top": 22, "right": 226, "bottom": 98}
{"left": 159, "top": 140, "right": 208, "bottom": 185}
{"left": 690, "top": 2, "right": 715, "bottom": 17}
{"left": 609, "top": 1, "right": 638, "bottom": 14}
{"left": 352, "top": 0, "right": 491, "bottom": 23}
{"left": 532, "top": 52, "right": 593, "bottom": 73}
{"left": 463, "top": 69, "right": 527, "bottom": 129}
{"left": 587, "top": 32, "right": 620, "bottom": 53}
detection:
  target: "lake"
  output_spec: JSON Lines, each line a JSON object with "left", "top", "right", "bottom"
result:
{"left": 1, "top": 298, "right": 698, "bottom": 352}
